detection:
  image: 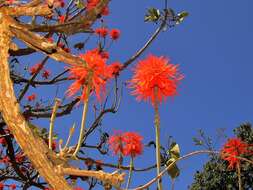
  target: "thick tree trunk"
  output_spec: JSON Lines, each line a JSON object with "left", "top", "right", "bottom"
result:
{"left": 0, "top": 12, "right": 73, "bottom": 190}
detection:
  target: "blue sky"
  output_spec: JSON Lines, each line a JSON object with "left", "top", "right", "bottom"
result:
{"left": 103, "top": 0, "right": 253, "bottom": 189}
{"left": 17, "top": 0, "right": 253, "bottom": 189}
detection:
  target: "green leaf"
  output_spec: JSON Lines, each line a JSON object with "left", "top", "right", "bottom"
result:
{"left": 75, "top": 0, "right": 85, "bottom": 9}
{"left": 144, "top": 8, "right": 161, "bottom": 22}
{"left": 166, "top": 158, "right": 180, "bottom": 179}
{"left": 193, "top": 137, "right": 203, "bottom": 146}
{"left": 167, "top": 142, "right": 180, "bottom": 159}
{"left": 176, "top": 11, "right": 189, "bottom": 24}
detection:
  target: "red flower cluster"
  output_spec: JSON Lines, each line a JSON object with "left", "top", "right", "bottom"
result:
{"left": 42, "top": 69, "right": 51, "bottom": 79}
{"left": 58, "top": 15, "right": 66, "bottom": 23}
{"left": 0, "top": 156, "right": 9, "bottom": 164}
{"left": 66, "top": 49, "right": 113, "bottom": 102}
{"left": 74, "top": 188, "right": 85, "bottom": 190}
{"left": 129, "top": 54, "right": 183, "bottom": 105}
{"left": 100, "top": 51, "right": 109, "bottom": 59}
{"left": 46, "top": 37, "right": 54, "bottom": 43}
{"left": 27, "top": 94, "right": 36, "bottom": 102}
{"left": 95, "top": 27, "right": 108, "bottom": 38}
{"left": 109, "top": 131, "right": 143, "bottom": 157}
{"left": 6, "top": 0, "right": 14, "bottom": 5}
{"left": 0, "top": 137, "right": 7, "bottom": 146}
{"left": 29, "top": 63, "right": 43, "bottom": 75}
{"left": 110, "top": 29, "right": 120, "bottom": 40}
{"left": 221, "top": 138, "right": 252, "bottom": 169}
{"left": 87, "top": 0, "right": 109, "bottom": 16}
{"left": 15, "top": 152, "right": 26, "bottom": 163}
{"left": 108, "top": 62, "right": 122, "bottom": 76}
{"left": 0, "top": 183, "right": 16, "bottom": 190}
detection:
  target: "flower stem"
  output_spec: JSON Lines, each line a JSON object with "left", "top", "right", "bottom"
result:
{"left": 126, "top": 156, "right": 134, "bottom": 189}
{"left": 72, "top": 86, "right": 91, "bottom": 158}
{"left": 49, "top": 98, "right": 61, "bottom": 150}
{"left": 62, "top": 123, "right": 75, "bottom": 151}
{"left": 237, "top": 163, "right": 242, "bottom": 190}
{"left": 154, "top": 87, "right": 162, "bottom": 190}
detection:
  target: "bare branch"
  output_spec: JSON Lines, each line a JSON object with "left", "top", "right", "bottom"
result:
{"left": 58, "top": 167, "right": 125, "bottom": 188}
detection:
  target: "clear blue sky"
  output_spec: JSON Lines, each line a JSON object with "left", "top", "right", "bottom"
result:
{"left": 24, "top": 0, "right": 253, "bottom": 189}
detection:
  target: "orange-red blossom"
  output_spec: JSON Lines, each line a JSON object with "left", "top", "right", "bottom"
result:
{"left": 221, "top": 138, "right": 253, "bottom": 169}
{"left": 66, "top": 49, "right": 121, "bottom": 102}
{"left": 129, "top": 54, "right": 184, "bottom": 105}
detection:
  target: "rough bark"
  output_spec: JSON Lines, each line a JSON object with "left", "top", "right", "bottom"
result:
{"left": 0, "top": 10, "right": 73, "bottom": 190}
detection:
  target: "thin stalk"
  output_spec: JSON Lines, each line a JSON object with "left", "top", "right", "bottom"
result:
{"left": 237, "top": 163, "right": 242, "bottom": 190}
{"left": 126, "top": 156, "right": 134, "bottom": 189}
{"left": 62, "top": 124, "right": 75, "bottom": 151}
{"left": 171, "top": 179, "right": 175, "bottom": 190}
{"left": 154, "top": 87, "right": 162, "bottom": 190}
{"left": 49, "top": 98, "right": 61, "bottom": 150}
{"left": 72, "top": 86, "right": 91, "bottom": 158}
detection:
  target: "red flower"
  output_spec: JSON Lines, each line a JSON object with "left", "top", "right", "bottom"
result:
{"left": 47, "top": 37, "right": 54, "bottom": 43}
{"left": 1, "top": 156, "right": 10, "bottom": 164}
{"left": 42, "top": 70, "right": 51, "bottom": 79}
{"left": 109, "top": 131, "right": 125, "bottom": 156}
{"left": 109, "top": 131, "right": 143, "bottom": 157}
{"left": 110, "top": 29, "right": 120, "bottom": 40}
{"left": 66, "top": 49, "right": 112, "bottom": 101}
{"left": 122, "top": 132, "right": 143, "bottom": 157}
{"left": 6, "top": 0, "right": 14, "bottom": 4}
{"left": 101, "top": 6, "right": 109, "bottom": 16}
{"left": 100, "top": 51, "right": 109, "bottom": 59}
{"left": 108, "top": 62, "right": 122, "bottom": 76}
{"left": 15, "top": 152, "right": 26, "bottom": 163}
{"left": 74, "top": 188, "right": 84, "bottom": 190}
{"left": 27, "top": 94, "right": 36, "bottom": 102}
{"left": 64, "top": 47, "right": 70, "bottom": 53}
{"left": 86, "top": 0, "right": 99, "bottom": 10}
{"left": 87, "top": 0, "right": 109, "bottom": 16}
{"left": 45, "top": 139, "right": 57, "bottom": 151}
{"left": 0, "top": 183, "right": 4, "bottom": 190}
{"left": 58, "top": 42, "right": 65, "bottom": 49}
{"left": 9, "top": 184, "right": 16, "bottom": 190}
{"left": 29, "top": 63, "right": 43, "bottom": 75}
{"left": 129, "top": 54, "right": 183, "bottom": 105}
{"left": 0, "top": 138, "right": 7, "bottom": 146}
{"left": 221, "top": 138, "right": 252, "bottom": 169}
{"left": 58, "top": 15, "right": 65, "bottom": 23}
{"left": 95, "top": 27, "right": 108, "bottom": 38}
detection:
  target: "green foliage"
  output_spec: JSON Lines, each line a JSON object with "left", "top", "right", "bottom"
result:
{"left": 176, "top": 11, "right": 189, "bottom": 25}
{"left": 75, "top": 0, "right": 85, "bottom": 9}
{"left": 144, "top": 8, "right": 161, "bottom": 23}
{"left": 189, "top": 123, "right": 253, "bottom": 190}
{"left": 166, "top": 142, "right": 180, "bottom": 179}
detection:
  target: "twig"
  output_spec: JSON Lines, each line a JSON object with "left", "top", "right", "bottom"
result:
{"left": 49, "top": 98, "right": 61, "bottom": 150}
{"left": 72, "top": 84, "right": 91, "bottom": 158}
{"left": 121, "top": 11, "right": 169, "bottom": 70}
